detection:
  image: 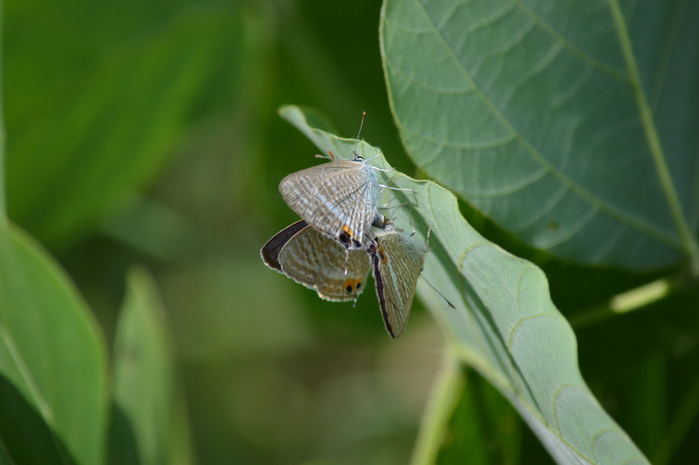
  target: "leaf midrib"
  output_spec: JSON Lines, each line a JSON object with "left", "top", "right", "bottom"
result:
{"left": 395, "top": 0, "right": 692, "bottom": 254}
{"left": 608, "top": 0, "right": 699, "bottom": 271}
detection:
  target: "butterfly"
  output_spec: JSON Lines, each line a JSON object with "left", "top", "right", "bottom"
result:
{"left": 261, "top": 220, "right": 372, "bottom": 301}
{"left": 366, "top": 224, "right": 426, "bottom": 338}
{"left": 279, "top": 153, "right": 384, "bottom": 249}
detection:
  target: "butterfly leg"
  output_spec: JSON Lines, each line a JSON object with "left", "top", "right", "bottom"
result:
{"left": 316, "top": 150, "right": 336, "bottom": 160}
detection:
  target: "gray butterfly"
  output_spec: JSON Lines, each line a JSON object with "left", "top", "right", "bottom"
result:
{"left": 261, "top": 220, "right": 372, "bottom": 301}
{"left": 366, "top": 224, "right": 426, "bottom": 338}
{"left": 279, "top": 153, "right": 384, "bottom": 250}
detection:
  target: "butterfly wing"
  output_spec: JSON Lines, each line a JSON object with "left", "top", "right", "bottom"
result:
{"left": 370, "top": 231, "right": 425, "bottom": 338}
{"left": 310, "top": 237, "right": 372, "bottom": 301}
{"left": 265, "top": 222, "right": 371, "bottom": 301}
{"left": 279, "top": 161, "right": 378, "bottom": 248}
{"left": 260, "top": 220, "right": 309, "bottom": 271}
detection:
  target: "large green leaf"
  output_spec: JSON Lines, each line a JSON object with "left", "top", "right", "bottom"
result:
{"left": 380, "top": 0, "right": 699, "bottom": 271}
{"left": 280, "top": 105, "right": 649, "bottom": 464}
{"left": 0, "top": 222, "right": 108, "bottom": 465}
{"left": 111, "top": 266, "right": 192, "bottom": 465}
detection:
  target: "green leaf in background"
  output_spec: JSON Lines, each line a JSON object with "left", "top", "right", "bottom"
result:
{"left": 280, "top": 105, "right": 650, "bottom": 464}
{"left": 380, "top": 0, "right": 699, "bottom": 271}
{"left": 111, "top": 266, "right": 192, "bottom": 465}
{"left": 0, "top": 222, "right": 108, "bottom": 465}
{"left": 5, "top": 1, "right": 243, "bottom": 251}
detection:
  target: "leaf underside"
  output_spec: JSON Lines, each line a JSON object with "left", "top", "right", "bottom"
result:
{"left": 380, "top": 0, "right": 699, "bottom": 271}
{"left": 280, "top": 105, "right": 650, "bottom": 465}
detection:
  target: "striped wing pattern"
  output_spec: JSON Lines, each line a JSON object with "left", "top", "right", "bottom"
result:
{"left": 261, "top": 221, "right": 372, "bottom": 301}
{"left": 370, "top": 230, "right": 425, "bottom": 338}
{"left": 279, "top": 161, "right": 378, "bottom": 248}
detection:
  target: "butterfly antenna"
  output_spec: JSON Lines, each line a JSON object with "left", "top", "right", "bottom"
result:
{"left": 420, "top": 275, "right": 456, "bottom": 309}
{"left": 353, "top": 111, "right": 367, "bottom": 159}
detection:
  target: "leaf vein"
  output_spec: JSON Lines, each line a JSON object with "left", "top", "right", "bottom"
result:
{"left": 514, "top": 0, "right": 630, "bottom": 82}
{"left": 401, "top": 123, "right": 517, "bottom": 151}
{"left": 385, "top": 58, "right": 474, "bottom": 94}
{"left": 512, "top": 185, "right": 568, "bottom": 232}
{"left": 408, "top": 0, "right": 683, "bottom": 252}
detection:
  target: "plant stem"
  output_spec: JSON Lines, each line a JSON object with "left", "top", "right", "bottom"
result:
{"left": 411, "top": 350, "right": 464, "bottom": 465}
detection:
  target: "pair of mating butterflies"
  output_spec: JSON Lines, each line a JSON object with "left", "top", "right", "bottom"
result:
{"left": 260, "top": 149, "right": 425, "bottom": 338}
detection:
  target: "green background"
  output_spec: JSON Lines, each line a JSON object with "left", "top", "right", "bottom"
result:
{"left": 3, "top": 0, "right": 699, "bottom": 464}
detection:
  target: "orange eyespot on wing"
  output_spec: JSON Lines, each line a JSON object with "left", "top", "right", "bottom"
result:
{"left": 344, "top": 278, "right": 364, "bottom": 294}
{"left": 378, "top": 245, "right": 387, "bottom": 263}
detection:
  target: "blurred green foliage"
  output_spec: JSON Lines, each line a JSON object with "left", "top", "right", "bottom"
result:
{"left": 3, "top": 0, "right": 699, "bottom": 464}
{"left": 4, "top": 0, "right": 441, "bottom": 464}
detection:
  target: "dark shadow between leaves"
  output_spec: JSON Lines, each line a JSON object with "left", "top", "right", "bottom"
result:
{"left": 0, "top": 374, "right": 77, "bottom": 465}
